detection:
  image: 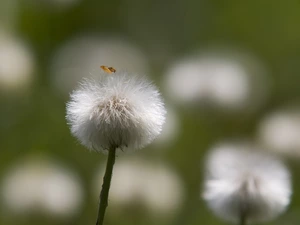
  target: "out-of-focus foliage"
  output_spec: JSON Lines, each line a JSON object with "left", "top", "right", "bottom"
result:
{"left": 1, "top": 0, "right": 300, "bottom": 225}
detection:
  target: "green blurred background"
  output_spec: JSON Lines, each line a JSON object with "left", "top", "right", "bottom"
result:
{"left": 1, "top": 0, "right": 300, "bottom": 225}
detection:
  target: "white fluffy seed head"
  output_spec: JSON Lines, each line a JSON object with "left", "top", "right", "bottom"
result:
{"left": 0, "top": 31, "right": 35, "bottom": 93}
{"left": 163, "top": 49, "right": 269, "bottom": 112}
{"left": 66, "top": 71, "right": 166, "bottom": 153}
{"left": 202, "top": 143, "right": 292, "bottom": 224}
{"left": 258, "top": 109, "right": 300, "bottom": 157}
{"left": 1, "top": 157, "right": 83, "bottom": 217}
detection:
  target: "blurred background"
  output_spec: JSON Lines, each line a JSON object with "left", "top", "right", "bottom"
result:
{"left": 1, "top": 0, "right": 300, "bottom": 225}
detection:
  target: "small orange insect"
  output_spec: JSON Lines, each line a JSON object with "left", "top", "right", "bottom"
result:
{"left": 100, "top": 65, "right": 116, "bottom": 74}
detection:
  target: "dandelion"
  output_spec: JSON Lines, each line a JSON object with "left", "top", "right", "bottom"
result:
{"left": 66, "top": 67, "right": 166, "bottom": 225}
{"left": 258, "top": 109, "right": 300, "bottom": 157}
{"left": 202, "top": 143, "right": 292, "bottom": 225}
{"left": 163, "top": 49, "right": 269, "bottom": 111}
{"left": 0, "top": 31, "right": 35, "bottom": 94}
{"left": 1, "top": 157, "right": 83, "bottom": 217}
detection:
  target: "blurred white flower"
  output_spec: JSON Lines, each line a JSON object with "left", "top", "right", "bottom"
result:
{"left": 207, "top": 59, "right": 249, "bottom": 108}
{"left": 203, "top": 142, "right": 291, "bottom": 224}
{"left": 164, "top": 58, "right": 210, "bottom": 104}
{"left": 164, "top": 49, "right": 269, "bottom": 111}
{"left": 0, "top": 32, "right": 35, "bottom": 93}
{"left": 66, "top": 71, "right": 166, "bottom": 153}
{"left": 1, "top": 157, "right": 83, "bottom": 217}
{"left": 93, "top": 158, "right": 184, "bottom": 214}
{"left": 50, "top": 35, "right": 149, "bottom": 96}
{"left": 258, "top": 109, "right": 300, "bottom": 157}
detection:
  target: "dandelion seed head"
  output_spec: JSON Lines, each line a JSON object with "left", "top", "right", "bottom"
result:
{"left": 163, "top": 48, "right": 269, "bottom": 112}
{"left": 203, "top": 143, "right": 292, "bottom": 224}
{"left": 66, "top": 71, "right": 166, "bottom": 153}
{"left": 0, "top": 32, "right": 35, "bottom": 93}
{"left": 258, "top": 109, "right": 300, "bottom": 157}
{"left": 1, "top": 157, "right": 83, "bottom": 217}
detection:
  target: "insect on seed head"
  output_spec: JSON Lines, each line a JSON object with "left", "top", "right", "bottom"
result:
{"left": 100, "top": 65, "right": 116, "bottom": 74}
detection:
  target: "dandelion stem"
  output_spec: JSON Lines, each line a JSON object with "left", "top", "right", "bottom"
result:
{"left": 240, "top": 209, "right": 247, "bottom": 225}
{"left": 96, "top": 146, "right": 116, "bottom": 225}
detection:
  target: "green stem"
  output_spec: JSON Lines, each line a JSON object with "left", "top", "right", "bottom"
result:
{"left": 96, "top": 146, "right": 116, "bottom": 225}
{"left": 240, "top": 209, "right": 247, "bottom": 225}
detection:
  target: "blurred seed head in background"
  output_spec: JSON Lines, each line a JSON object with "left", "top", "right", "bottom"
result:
{"left": 0, "top": 30, "right": 35, "bottom": 95}
{"left": 93, "top": 157, "right": 184, "bottom": 215}
{"left": 163, "top": 48, "right": 270, "bottom": 112}
{"left": 1, "top": 157, "right": 83, "bottom": 218}
{"left": 258, "top": 108, "right": 300, "bottom": 158}
{"left": 203, "top": 142, "right": 292, "bottom": 224}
